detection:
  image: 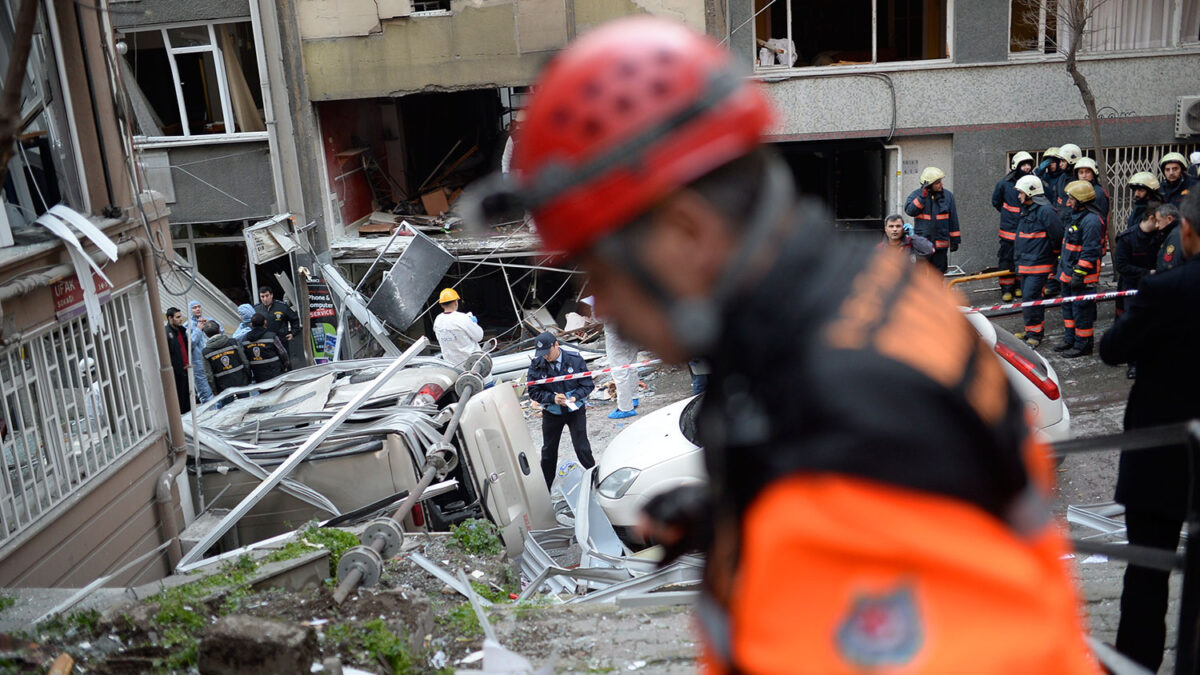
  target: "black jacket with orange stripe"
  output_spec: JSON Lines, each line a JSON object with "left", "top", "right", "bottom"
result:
{"left": 699, "top": 222, "right": 1031, "bottom": 526}
{"left": 904, "top": 186, "right": 960, "bottom": 250}
{"left": 689, "top": 214, "right": 1093, "bottom": 672}
{"left": 1057, "top": 208, "right": 1104, "bottom": 284}
{"left": 991, "top": 171, "right": 1024, "bottom": 239}
{"left": 1014, "top": 197, "right": 1063, "bottom": 276}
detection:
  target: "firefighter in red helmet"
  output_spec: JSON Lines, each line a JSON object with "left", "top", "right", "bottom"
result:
{"left": 471, "top": 17, "right": 1097, "bottom": 673}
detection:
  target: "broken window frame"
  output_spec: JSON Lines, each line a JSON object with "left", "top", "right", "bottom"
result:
{"left": 1009, "top": 0, "right": 1200, "bottom": 57}
{"left": 0, "top": 0, "right": 86, "bottom": 234}
{"left": 121, "top": 19, "right": 265, "bottom": 141}
{"left": 752, "top": 0, "right": 953, "bottom": 72}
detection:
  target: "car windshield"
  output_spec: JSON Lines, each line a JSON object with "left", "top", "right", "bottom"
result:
{"left": 679, "top": 394, "right": 705, "bottom": 445}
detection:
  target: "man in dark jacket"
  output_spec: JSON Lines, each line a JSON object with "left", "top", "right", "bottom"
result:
{"left": 254, "top": 286, "right": 301, "bottom": 352}
{"left": 904, "top": 167, "right": 960, "bottom": 273}
{"left": 992, "top": 152, "right": 1034, "bottom": 301}
{"left": 1012, "top": 175, "right": 1062, "bottom": 348}
{"left": 201, "top": 322, "right": 251, "bottom": 397}
{"left": 1100, "top": 190, "right": 1200, "bottom": 672}
{"left": 526, "top": 331, "right": 595, "bottom": 489}
{"left": 1159, "top": 151, "right": 1196, "bottom": 206}
{"left": 1154, "top": 203, "right": 1184, "bottom": 273}
{"left": 241, "top": 313, "right": 291, "bottom": 384}
{"left": 1112, "top": 204, "right": 1159, "bottom": 380}
{"left": 164, "top": 307, "right": 191, "bottom": 414}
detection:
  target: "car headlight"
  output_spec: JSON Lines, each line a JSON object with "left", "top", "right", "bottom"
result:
{"left": 597, "top": 467, "right": 641, "bottom": 499}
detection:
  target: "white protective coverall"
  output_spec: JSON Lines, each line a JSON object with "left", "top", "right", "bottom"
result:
{"left": 434, "top": 310, "right": 484, "bottom": 367}
{"left": 604, "top": 322, "right": 639, "bottom": 413}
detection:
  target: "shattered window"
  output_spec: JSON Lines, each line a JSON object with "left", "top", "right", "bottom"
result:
{"left": 412, "top": 0, "right": 451, "bottom": 12}
{"left": 754, "top": 0, "right": 948, "bottom": 69}
{"left": 121, "top": 21, "right": 265, "bottom": 138}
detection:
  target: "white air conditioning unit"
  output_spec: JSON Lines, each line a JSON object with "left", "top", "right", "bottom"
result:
{"left": 1176, "top": 96, "right": 1200, "bottom": 137}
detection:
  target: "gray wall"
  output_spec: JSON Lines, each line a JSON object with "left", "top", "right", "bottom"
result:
{"left": 112, "top": 0, "right": 250, "bottom": 29}
{"left": 165, "top": 142, "right": 275, "bottom": 223}
{"left": 954, "top": 1, "right": 1011, "bottom": 64}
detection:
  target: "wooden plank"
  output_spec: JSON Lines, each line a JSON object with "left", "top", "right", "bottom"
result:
{"left": 420, "top": 189, "right": 450, "bottom": 217}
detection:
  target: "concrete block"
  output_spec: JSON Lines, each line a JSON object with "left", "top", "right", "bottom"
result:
{"left": 198, "top": 615, "right": 317, "bottom": 675}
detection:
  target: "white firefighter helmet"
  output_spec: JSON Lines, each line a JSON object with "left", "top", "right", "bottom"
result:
{"left": 1161, "top": 151, "right": 1188, "bottom": 171}
{"left": 1011, "top": 151, "right": 1035, "bottom": 171}
{"left": 1058, "top": 143, "right": 1083, "bottom": 165}
{"left": 1074, "top": 157, "right": 1099, "bottom": 175}
{"left": 1015, "top": 175, "right": 1044, "bottom": 198}
{"left": 1128, "top": 171, "right": 1160, "bottom": 192}
{"left": 920, "top": 166, "right": 946, "bottom": 186}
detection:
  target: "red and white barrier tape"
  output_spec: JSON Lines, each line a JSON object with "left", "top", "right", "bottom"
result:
{"left": 966, "top": 289, "right": 1137, "bottom": 313}
{"left": 517, "top": 358, "right": 663, "bottom": 387}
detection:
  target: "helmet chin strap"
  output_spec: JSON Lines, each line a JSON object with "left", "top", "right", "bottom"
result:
{"left": 596, "top": 156, "right": 795, "bottom": 357}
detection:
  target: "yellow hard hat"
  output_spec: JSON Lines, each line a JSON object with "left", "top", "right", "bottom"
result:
{"left": 920, "top": 167, "right": 946, "bottom": 186}
{"left": 1129, "top": 171, "right": 1160, "bottom": 191}
{"left": 1011, "top": 151, "right": 1034, "bottom": 170}
{"left": 438, "top": 288, "right": 461, "bottom": 304}
{"left": 1064, "top": 180, "right": 1096, "bottom": 203}
{"left": 1161, "top": 152, "right": 1188, "bottom": 170}
{"left": 1074, "top": 157, "right": 1098, "bottom": 174}
{"left": 1059, "top": 143, "right": 1082, "bottom": 165}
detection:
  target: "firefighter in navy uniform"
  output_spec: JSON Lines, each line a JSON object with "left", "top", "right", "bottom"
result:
{"left": 1073, "top": 157, "right": 1111, "bottom": 233}
{"left": 1054, "top": 181, "right": 1105, "bottom": 358}
{"left": 478, "top": 17, "right": 1099, "bottom": 673}
{"left": 241, "top": 313, "right": 291, "bottom": 384}
{"left": 1126, "top": 171, "right": 1162, "bottom": 232}
{"left": 1159, "top": 151, "right": 1196, "bottom": 206}
{"left": 1012, "top": 175, "right": 1063, "bottom": 348}
{"left": 992, "top": 151, "right": 1034, "bottom": 301}
{"left": 201, "top": 322, "right": 251, "bottom": 396}
{"left": 904, "top": 167, "right": 960, "bottom": 274}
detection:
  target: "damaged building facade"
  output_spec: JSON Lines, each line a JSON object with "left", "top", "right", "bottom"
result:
{"left": 0, "top": 0, "right": 189, "bottom": 587}
{"left": 729, "top": 0, "right": 1200, "bottom": 268}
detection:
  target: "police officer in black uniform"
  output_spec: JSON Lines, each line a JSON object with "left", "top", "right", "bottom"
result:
{"left": 254, "top": 286, "right": 300, "bottom": 352}
{"left": 241, "top": 313, "right": 291, "bottom": 384}
{"left": 201, "top": 322, "right": 251, "bottom": 396}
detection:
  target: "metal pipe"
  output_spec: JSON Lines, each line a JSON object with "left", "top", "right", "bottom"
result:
{"left": 155, "top": 453, "right": 187, "bottom": 567}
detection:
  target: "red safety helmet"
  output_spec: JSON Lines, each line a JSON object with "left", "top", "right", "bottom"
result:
{"left": 510, "top": 17, "right": 774, "bottom": 259}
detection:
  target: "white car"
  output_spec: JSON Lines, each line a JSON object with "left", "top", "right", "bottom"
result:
{"left": 595, "top": 313, "right": 1071, "bottom": 545}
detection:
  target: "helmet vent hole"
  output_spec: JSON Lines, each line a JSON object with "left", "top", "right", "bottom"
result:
{"left": 582, "top": 81, "right": 603, "bottom": 99}
{"left": 551, "top": 107, "right": 571, "bottom": 128}
{"left": 582, "top": 118, "right": 604, "bottom": 138}
{"left": 616, "top": 60, "right": 638, "bottom": 78}
{"left": 613, "top": 96, "right": 634, "bottom": 114}
{"left": 650, "top": 80, "right": 670, "bottom": 97}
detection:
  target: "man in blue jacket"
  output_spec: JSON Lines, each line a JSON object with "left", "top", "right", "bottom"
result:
{"left": 527, "top": 331, "right": 595, "bottom": 488}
